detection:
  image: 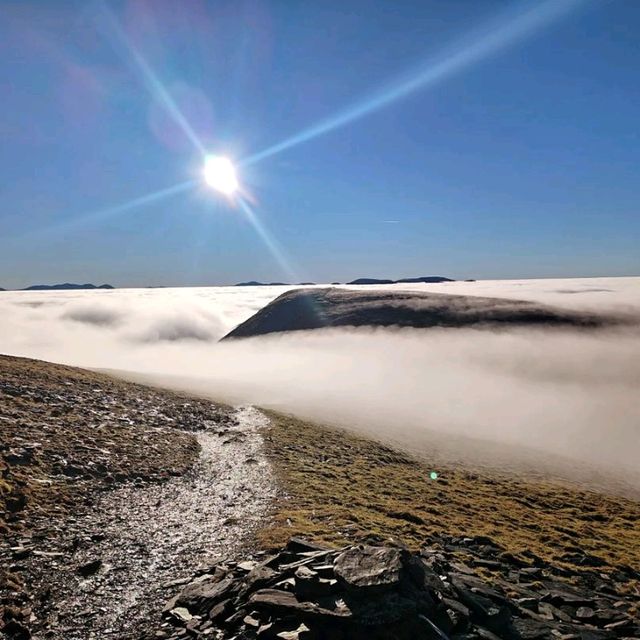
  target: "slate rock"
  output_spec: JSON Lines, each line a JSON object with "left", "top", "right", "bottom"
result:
{"left": 170, "top": 607, "right": 193, "bottom": 623}
{"left": 294, "top": 565, "right": 339, "bottom": 600}
{"left": 245, "top": 565, "right": 279, "bottom": 591}
{"left": 407, "top": 555, "right": 447, "bottom": 595}
{"left": 286, "top": 538, "right": 332, "bottom": 554}
{"left": 275, "top": 623, "right": 312, "bottom": 639}
{"left": 511, "top": 618, "right": 562, "bottom": 639}
{"left": 348, "top": 592, "right": 417, "bottom": 625}
{"left": 249, "top": 588, "right": 350, "bottom": 621}
{"left": 334, "top": 545, "right": 406, "bottom": 592}
{"left": 176, "top": 576, "right": 237, "bottom": 614}
{"left": 208, "top": 598, "right": 232, "bottom": 622}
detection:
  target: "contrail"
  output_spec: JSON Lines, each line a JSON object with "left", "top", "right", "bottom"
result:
{"left": 242, "top": 0, "right": 585, "bottom": 166}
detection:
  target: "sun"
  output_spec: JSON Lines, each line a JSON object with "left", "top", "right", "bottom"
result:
{"left": 203, "top": 155, "right": 239, "bottom": 195}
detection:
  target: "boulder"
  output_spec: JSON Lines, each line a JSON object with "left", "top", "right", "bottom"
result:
{"left": 176, "top": 576, "right": 237, "bottom": 614}
{"left": 334, "top": 545, "right": 406, "bottom": 591}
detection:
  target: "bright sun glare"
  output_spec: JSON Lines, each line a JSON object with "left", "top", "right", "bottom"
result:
{"left": 203, "top": 155, "right": 239, "bottom": 195}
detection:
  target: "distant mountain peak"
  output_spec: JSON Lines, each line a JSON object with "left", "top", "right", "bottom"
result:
{"left": 234, "top": 281, "right": 289, "bottom": 287}
{"left": 348, "top": 276, "right": 454, "bottom": 285}
{"left": 233, "top": 276, "right": 455, "bottom": 288}
{"left": 22, "top": 283, "right": 115, "bottom": 291}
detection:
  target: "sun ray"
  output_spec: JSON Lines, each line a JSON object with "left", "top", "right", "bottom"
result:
{"left": 237, "top": 198, "right": 298, "bottom": 283}
{"left": 97, "top": 2, "right": 207, "bottom": 158}
{"left": 21, "top": 180, "right": 197, "bottom": 242}
{"left": 242, "top": 0, "right": 584, "bottom": 167}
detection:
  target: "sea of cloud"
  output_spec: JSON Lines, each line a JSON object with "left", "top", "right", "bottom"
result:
{"left": 1, "top": 277, "right": 638, "bottom": 483}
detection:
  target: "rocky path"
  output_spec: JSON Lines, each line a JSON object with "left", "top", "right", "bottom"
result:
{"left": 30, "top": 406, "right": 276, "bottom": 640}
{"left": 1, "top": 356, "right": 277, "bottom": 639}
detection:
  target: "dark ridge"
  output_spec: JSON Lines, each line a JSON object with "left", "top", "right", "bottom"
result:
{"left": 22, "top": 283, "right": 115, "bottom": 291}
{"left": 221, "top": 287, "right": 621, "bottom": 340}
{"left": 347, "top": 276, "right": 454, "bottom": 285}
{"left": 234, "top": 281, "right": 290, "bottom": 287}
{"left": 233, "top": 277, "right": 454, "bottom": 286}
{"left": 347, "top": 278, "right": 395, "bottom": 285}
{"left": 394, "top": 276, "right": 455, "bottom": 283}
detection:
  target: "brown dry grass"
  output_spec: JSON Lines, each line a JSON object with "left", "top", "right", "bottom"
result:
{"left": 0, "top": 355, "right": 219, "bottom": 538}
{"left": 257, "top": 411, "right": 640, "bottom": 573}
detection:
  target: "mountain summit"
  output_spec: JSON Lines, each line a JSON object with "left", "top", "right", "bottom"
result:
{"left": 22, "top": 283, "right": 115, "bottom": 291}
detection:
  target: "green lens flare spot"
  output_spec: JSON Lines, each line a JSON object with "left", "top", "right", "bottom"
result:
{"left": 429, "top": 471, "right": 438, "bottom": 480}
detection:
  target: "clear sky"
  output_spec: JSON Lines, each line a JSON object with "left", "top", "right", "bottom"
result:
{"left": 1, "top": 0, "right": 639, "bottom": 289}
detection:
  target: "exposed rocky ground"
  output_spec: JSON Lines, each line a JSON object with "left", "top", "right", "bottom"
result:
{"left": 221, "top": 288, "right": 628, "bottom": 339}
{"left": 258, "top": 413, "right": 640, "bottom": 574}
{"left": 0, "top": 356, "right": 275, "bottom": 639}
{"left": 160, "top": 536, "right": 639, "bottom": 639}
{"left": 2, "top": 355, "right": 639, "bottom": 640}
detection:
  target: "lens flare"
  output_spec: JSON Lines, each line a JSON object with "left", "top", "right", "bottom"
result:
{"left": 14, "top": 180, "right": 197, "bottom": 243}
{"left": 242, "top": 0, "right": 584, "bottom": 167}
{"left": 98, "top": 3, "right": 207, "bottom": 158}
{"left": 203, "top": 156, "right": 239, "bottom": 195}
{"left": 236, "top": 198, "right": 298, "bottom": 282}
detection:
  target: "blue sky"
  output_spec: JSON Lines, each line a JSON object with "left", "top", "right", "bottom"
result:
{"left": 1, "top": 0, "right": 639, "bottom": 288}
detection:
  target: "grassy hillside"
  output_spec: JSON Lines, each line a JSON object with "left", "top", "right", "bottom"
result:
{"left": 258, "top": 411, "right": 640, "bottom": 576}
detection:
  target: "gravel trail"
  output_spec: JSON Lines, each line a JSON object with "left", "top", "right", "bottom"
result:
{"left": 28, "top": 406, "right": 276, "bottom": 640}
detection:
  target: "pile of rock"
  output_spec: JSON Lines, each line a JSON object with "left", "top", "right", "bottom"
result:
{"left": 159, "top": 538, "right": 639, "bottom": 639}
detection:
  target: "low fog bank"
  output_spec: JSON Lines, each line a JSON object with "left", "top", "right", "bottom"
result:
{"left": 1, "top": 278, "right": 639, "bottom": 491}
{"left": 361, "top": 276, "right": 640, "bottom": 316}
{"left": 116, "top": 327, "right": 640, "bottom": 485}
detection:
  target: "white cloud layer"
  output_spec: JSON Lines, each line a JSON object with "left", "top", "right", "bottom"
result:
{"left": 1, "top": 277, "right": 639, "bottom": 487}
